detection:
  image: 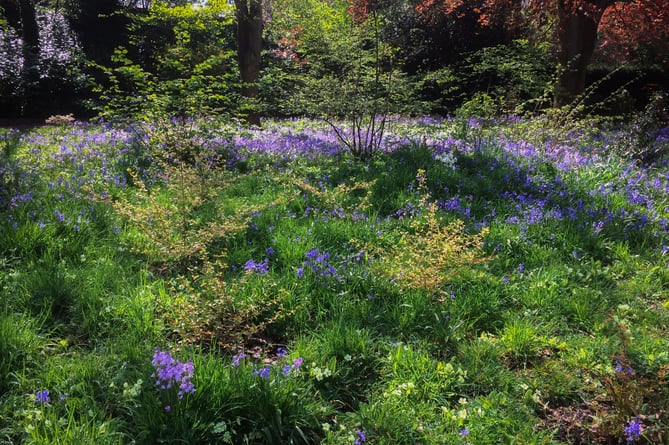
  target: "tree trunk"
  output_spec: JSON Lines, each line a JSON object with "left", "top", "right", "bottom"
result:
{"left": 18, "top": 0, "right": 41, "bottom": 116}
{"left": 553, "top": 0, "right": 615, "bottom": 107}
{"left": 235, "top": 0, "right": 263, "bottom": 126}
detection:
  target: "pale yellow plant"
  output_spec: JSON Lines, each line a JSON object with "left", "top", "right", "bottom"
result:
{"left": 367, "top": 169, "right": 490, "bottom": 298}
{"left": 112, "top": 167, "right": 251, "bottom": 264}
{"left": 159, "top": 257, "right": 297, "bottom": 350}
{"left": 295, "top": 177, "right": 377, "bottom": 213}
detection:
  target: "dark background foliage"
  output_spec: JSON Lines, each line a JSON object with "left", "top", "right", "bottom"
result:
{"left": 0, "top": 0, "right": 667, "bottom": 121}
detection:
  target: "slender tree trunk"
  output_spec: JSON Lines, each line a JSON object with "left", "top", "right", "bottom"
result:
{"left": 553, "top": 0, "right": 615, "bottom": 107}
{"left": 19, "top": 0, "right": 40, "bottom": 116}
{"left": 1, "top": 0, "right": 42, "bottom": 115}
{"left": 235, "top": 0, "right": 263, "bottom": 126}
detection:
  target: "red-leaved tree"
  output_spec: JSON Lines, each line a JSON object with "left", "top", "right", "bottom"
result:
{"left": 414, "top": 0, "right": 669, "bottom": 106}
{"left": 599, "top": 1, "right": 669, "bottom": 64}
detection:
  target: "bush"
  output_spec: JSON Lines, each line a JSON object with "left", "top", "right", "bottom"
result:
{"left": 617, "top": 92, "right": 669, "bottom": 165}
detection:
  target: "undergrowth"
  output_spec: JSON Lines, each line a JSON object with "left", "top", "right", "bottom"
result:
{"left": 1, "top": 115, "right": 668, "bottom": 444}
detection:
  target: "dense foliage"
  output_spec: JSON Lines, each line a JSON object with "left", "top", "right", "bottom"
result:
{"left": 1, "top": 0, "right": 667, "bottom": 119}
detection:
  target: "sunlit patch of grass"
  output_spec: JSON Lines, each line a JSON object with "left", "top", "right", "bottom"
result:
{"left": 0, "top": 311, "right": 44, "bottom": 393}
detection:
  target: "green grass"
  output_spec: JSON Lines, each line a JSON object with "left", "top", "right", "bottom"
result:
{"left": 1, "top": 116, "right": 668, "bottom": 444}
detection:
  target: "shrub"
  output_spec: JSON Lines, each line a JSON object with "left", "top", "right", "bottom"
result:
{"left": 617, "top": 91, "right": 669, "bottom": 165}
{"left": 112, "top": 118, "right": 250, "bottom": 266}
{"left": 366, "top": 169, "right": 490, "bottom": 299}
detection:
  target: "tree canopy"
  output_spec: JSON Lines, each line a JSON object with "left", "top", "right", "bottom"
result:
{"left": 0, "top": 0, "right": 667, "bottom": 119}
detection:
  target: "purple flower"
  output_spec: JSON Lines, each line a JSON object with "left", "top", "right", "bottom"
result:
{"left": 592, "top": 220, "right": 605, "bottom": 236}
{"left": 282, "top": 364, "right": 292, "bottom": 376}
{"left": 299, "top": 248, "right": 342, "bottom": 281}
{"left": 244, "top": 258, "right": 269, "bottom": 275}
{"left": 355, "top": 429, "right": 366, "bottom": 445}
{"left": 152, "top": 348, "right": 174, "bottom": 369}
{"left": 254, "top": 366, "right": 271, "bottom": 379}
{"left": 292, "top": 357, "right": 303, "bottom": 369}
{"left": 624, "top": 418, "right": 641, "bottom": 442}
{"left": 177, "top": 379, "right": 195, "bottom": 398}
{"left": 54, "top": 208, "right": 65, "bottom": 222}
{"left": 460, "top": 428, "right": 469, "bottom": 436}
{"left": 518, "top": 263, "right": 525, "bottom": 276}
{"left": 232, "top": 352, "right": 247, "bottom": 367}
{"left": 615, "top": 360, "right": 634, "bottom": 375}
{"left": 277, "top": 347, "right": 288, "bottom": 358}
{"left": 151, "top": 348, "right": 195, "bottom": 398}
{"left": 35, "top": 389, "right": 50, "bottom": 404}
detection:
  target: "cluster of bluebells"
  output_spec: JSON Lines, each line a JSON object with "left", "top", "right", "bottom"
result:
{"left": 283, "top": 357, "right": 304, "bottom": 376}
{"left": 33, "top": 120, "right": 669, "bottom": 257}
{"left": 624, "top": 417, "right": 642, "bottom": 442}
{"left": 254, "top": 366, "right": 271, "bottom": 379}
{"left": 33, "top": 389, "right": 68, "bottom": 405}
{"left": 296, "top": 248, "right": 369, "bottom": 285}
{"left": 151, "top": 348, "right": 196, "bottom": 401}
{"left": 384, "top": 116, "right": 669, "bottom": 262}
{"left": 254, "top": 356, "right": 304, "bottom": 379}
{"left": 244, "top": 257, "right": 270, "bottom": 275}
{"left": 297, "top": 248, "right": 341, "bottom": 281}
{"left": 232, "top": 247, "right": 275, "bottom": 274}
{"left": 232, "top": 127, "right": 342, "bottom": 164}
{"left": 401, "top": 126, "right": 669, "bottom": 248}
{"left": 614, "top": 360, "right": 635, "bottom": 376}
{"left": 5, "top": 118, "right": 669, "bottom": 254}
{"left": 275, "top": 347, "right": 304, "bottom": 376}
{"left": 2, "top": 125, "right": 132, "bottom": 232}
{"left": 231, "top": 352, "right": 247, "bottom": 367}
{"left": 301, "top": 205, "right": 371, "bottom": 223}
{"left": 34, "top": 389, "right": 51, "bottom": 404}
{"left": 355, "top": 429, "right": 366, "bottom": 445}
{"left": 393, "top": 201, "right": 422, "bottom": 220}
